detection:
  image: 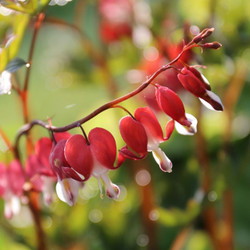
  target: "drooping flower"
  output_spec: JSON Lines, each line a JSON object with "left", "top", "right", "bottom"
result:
{"left": 177, "top": 66, "right": 224, "bottom": 111}
{"left": 65, "top": 128, "right": 124, "bottom": 200}
{"left": 0, "top": 160, "right": 25, "bottom": 219}
{"left": 155, "top": 84, "right": 197, "bottom": 135}
{"left": 119, "top": 107, "right": 175, "bottom": 172}
{"left": 49, "top": 139, "right": 84, "bottom": 206}
{"left": 25, "top": 154, "right": 56, "bottom": 206}
{"left": 33, "top": 132, "right": 80, "bottom": 206}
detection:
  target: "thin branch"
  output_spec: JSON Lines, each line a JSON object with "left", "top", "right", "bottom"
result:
{"left": 14, "top": 41, "right": 196, "bottom": 157}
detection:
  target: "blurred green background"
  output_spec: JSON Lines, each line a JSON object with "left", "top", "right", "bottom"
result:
{"left": 0, "top": 0, "right": 249, "bottom": 249}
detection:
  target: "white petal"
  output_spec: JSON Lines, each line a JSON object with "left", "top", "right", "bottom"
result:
{"left": 175, "top": 113, "right": 197, "bottom": 136}
{"left": 0, "top": 71, "right": 12, "bottom": 95}
{"left": 200, "top": 72, "right": 210, "bottom": 87}
{"left": 41, "top": 176, "right": 55, "bottom": 206}
{"left": 4, "top": 194, "right": 21, "bottom": 219}
{"left": 199, "top": 90, "right": 224, "bottom": 111}
{"left": 152, "top": 147, "right": 172, "bottom": 173}
{"left": 56, "top": 178, "right": 80, "bottom": 206}
{"left": 100, "top": 172, "right": 120, "bottom": 200}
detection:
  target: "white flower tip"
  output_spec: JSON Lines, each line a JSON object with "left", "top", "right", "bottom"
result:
{"left": 175, "top": 113, "right": 197, "bottom": 136}
{"left": 106, "top": 183, "right": 120, "bottom": 200}
{"left": 4, "top": 195, "right": 21, "bottom": 219}
{"left": 56, "top": 178, "right": 80, "bottom": 206}
{"left": 152, "top": 148, "right": 172, "bottom": 173}
{"left": 199, "top": 90, "right": 224, "bottom": 112}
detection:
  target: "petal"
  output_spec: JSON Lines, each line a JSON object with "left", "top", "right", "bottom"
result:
{"left": 119, "top": 145, "right": 147, "bottom": 160}
{"left": 152, "top": 147, "right": 172, "bottom": 173}
{"left": 61, "top": 167, "right": 85, "bottom": 182}
{"left": 199, "top": 90, "right": 224, "bottom": 111}
{"left": 56, "top": 178, "right": 80, "bottom": 206}
{"left": 135, "top": 107, "right": 164, "bottom": 143}
{"left": 0, "top": 71, "right": 12, "bottom": 95}
{"left": 100, "top": 172, "right": 120, "bottom": 200}
{"left": 49, "top": 140, "right": 70, "bottom": 179}
{"left": 155, "top": 85, "right": 191, "bottom": 127}
{"left": 8, "top": 160, "right": 25, "bottom": 196}
{"left": 165, "top": 119, "right": 175, "bottom": 140}
{"left": 41, "top": 176, "right": 55, "bottom": 206}
{"left": 175, "top": 113, "right": 197, "bottom": 135}
{"left": 0, "top": 163, "right": 7, "bottom": 197}
{"left": 89, "top": 128, "right": 117, "bottom": 169}
{"left": 35, "top": 137, "right": 52, "bottom": 169}
{"left": 119, "top": 116, "right": 148, "bottom": 155}
{"left": 54, "top": 132, "right": 71, "bottom": 142}
{"left": 64, "top": 134, "right": 93, "bottom": 180}
{"left": 4, "top": 195, "right": 21, "bottom": 219}
{"left": 26, "top": 154, "right": 54, "bottom": 178}
{"left": 178, "top": 67, "right": 207, "bottom": 97}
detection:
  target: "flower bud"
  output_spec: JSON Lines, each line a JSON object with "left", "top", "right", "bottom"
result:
{"left": 192, "top": 27, "right": 214, "bottom": 43}
{"left": 200, "top": 42, "right": 222, "bottom": 50}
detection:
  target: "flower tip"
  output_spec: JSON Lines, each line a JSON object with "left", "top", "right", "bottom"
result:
{"left": 160, "top": 160, "right": 172, "bottom": 173}
{"left": 106, "top": 183, "right": 120, "bottom": 200}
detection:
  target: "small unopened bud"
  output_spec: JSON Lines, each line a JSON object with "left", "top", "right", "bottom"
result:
{"left": 200, "top": 42, "right": 222, "bottom": 50}
{"left": 192, "top": 27, "right": 215, "bottom": 43}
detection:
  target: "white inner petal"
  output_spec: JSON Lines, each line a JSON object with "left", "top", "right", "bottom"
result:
{"left": 175, "top": 113, "right": 197, "bottom": 136}
{"left": 152, "top": 147, "right": 172, "bottom": 173}
{"left": 56, "top": 178, "right": 80, "bottom": 206}
{"left": 199, "top": 90, "right": 224, "bottom": 111}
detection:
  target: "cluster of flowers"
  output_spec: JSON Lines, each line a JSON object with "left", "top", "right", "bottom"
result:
{"left": 0, "top": 27, "right": 223, "bottom": 219}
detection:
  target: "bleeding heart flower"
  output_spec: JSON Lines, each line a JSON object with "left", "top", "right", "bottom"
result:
{"left": 49, "top": 139, "right": 83, "bottom": 206}
{"left": 119, "top": 107, "right": 175, "bottom": 172}
{"left": 155, "top": 85, "right": 197, "bottom": 136}
{"left": 0, "top": 160, "right": 25, "bottom": 219}
{"left": 177, "top": 66, "right": 224, "bottom": 111}
{"left": 65, "top": 128, "right": 124, "bottom": 200}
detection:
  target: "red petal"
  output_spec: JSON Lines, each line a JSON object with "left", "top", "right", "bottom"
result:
{"left": 0, "top": 163, "right": 7, "bottom": 197}
{"left": 119, "top": 116, "right": 148, "bottom": 155}
{"left": 26, "top": 154, "right": 55, "bottom": 177}
{"left": 178, "top": 67, "right": 207, "bottom": 97}
{"left": 165, "top": 119, "right": 175, "bottom": 140}
{"left": 64, "top": 134, "right": 93, "bottom": 180}
{"left": 135, "top": 107, "right": 163, "bottom": 142}
{"left": 35, "top": 137, "right": 52, "bottom": 169}
{"left": 8, "top": 160, "right": 25, "bottom": 196}
{"left": 188, "top": 67, "right": 211, "bottom": 90}
{"left": 49, "top": 140, "right": 69, "bottom": 179}
{"left": 89, "top": 128, "right": 117, "bottom": 169}
{"left": 54, "top": 132, "right": 71, "bottom": 142}
{"left": 156, "top": 86, "right": 191, "bottom": 127}
{"left": 119, "top": 146, "right": 147, "bottom": 160}
{"left": 61, "top": 167, "right": 86, "bottom": 182}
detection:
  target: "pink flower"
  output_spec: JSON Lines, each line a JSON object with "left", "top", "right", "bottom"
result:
{"left": 155, "top": 85, "right": 197, "bottom": 135}
{"left": 119, "top": 107, "right": 174, "bottom": 172}
{"left": 0, "top": 160, "right": 25, "bottom": 219}
{"left": 177, "top": 66, "right": 224, "bottom": 111}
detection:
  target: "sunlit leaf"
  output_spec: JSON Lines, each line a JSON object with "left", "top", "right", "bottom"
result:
{"left": 0, "top": 13, "right": 29, "bottom": 72}
{"left": 0, "top": 0, "right": 50, "bottom": 15}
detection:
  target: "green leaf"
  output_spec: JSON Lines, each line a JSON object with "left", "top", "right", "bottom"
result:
{"left": 0, "top": 13, "right": 30, "bottom": 72}
{"left": 5, "top": 57, "right": 27, "bottom": 73}
{"left": 0, "top": 0, "right": 51, "bottom": 15}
